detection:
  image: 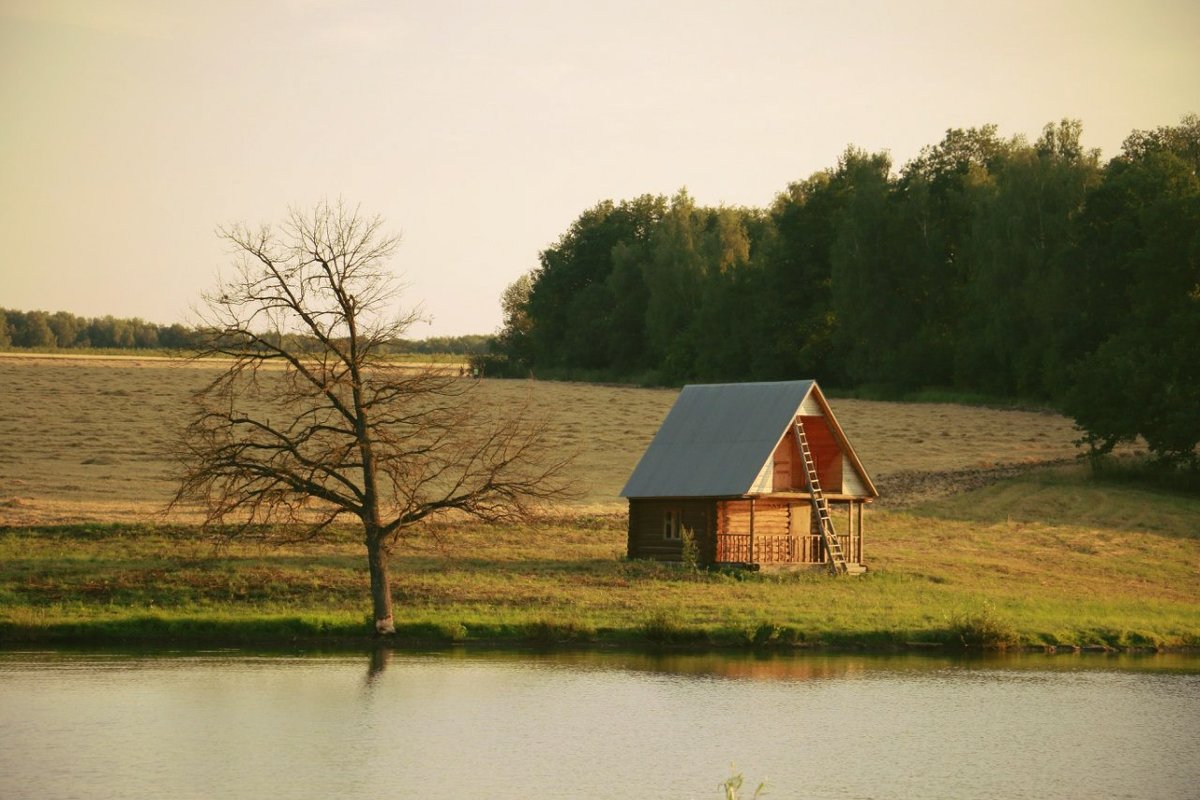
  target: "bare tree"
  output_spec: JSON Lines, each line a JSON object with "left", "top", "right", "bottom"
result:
{"left": 174, "top": 200, "right": 570, "bottom": 634}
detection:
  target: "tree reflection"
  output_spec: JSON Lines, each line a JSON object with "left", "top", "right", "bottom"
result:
{"left": 365, "top": 644, "right": 392, "bottom": 685}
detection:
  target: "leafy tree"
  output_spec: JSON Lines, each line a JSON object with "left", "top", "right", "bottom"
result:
{"left": 129, "top": 319, "right": 158, "bottom": 348}
{"left": 13, "top": 310, "right": 56, "bottom": 348}
{"left": 526, "top": 195, "right": 666, "bottom": 371}
{"left": 829, "top": 147, "right": 902, "bottom": 386}
{"left": 749, "top": 171, "right": 843, "bottom": 382}
{"left": 174, "top": 200, "right": 570, "bottom": 634}
{"left": 1067, "top": 312, "right": 1200, "bottom": 467}
{"left": 159, "top": 323, "right": 199, "bottom": 350}
{"left": 498, "top": 272, "right": 533, "bottom": 348}
{"left": 959, "top": 120, "right": 1102, "bottom": 397}
{"left": 87, "top": 316, "right": 135, "bottom": 348}
{"left": 487, "top": 273, "right": 537, "bottom": 375}
{"left": 48, "top": 311, "right": 83, "bottom": 348}
{"left": 604, "top": 240, "right": 652, "bottom": 374}
{"left": 890, "top": 126, "right": 1009, "bottom": 388}
{"left": 1065, "top": 115, "right": 1200, "bottom": 467}
{"left": 690, "top": 207, "right": 761, "bottom": 382}
{"left": 637, "top": 193, "right": 759, "bottom": 381}
{"left": 643, "top": 190, "right": 708, "bottom": 377}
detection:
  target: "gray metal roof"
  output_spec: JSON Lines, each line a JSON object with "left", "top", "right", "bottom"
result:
{"left": 620, "top": 380, "right": 815, "bottom": 498}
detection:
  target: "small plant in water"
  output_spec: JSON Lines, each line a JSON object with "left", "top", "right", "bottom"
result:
{"left": 742, "top": 621, "right": 783, "bottom": 646}
{"left": 440, "top": 621, "right": 469, "bottom": 642}
{"left": 720, "top": 766, "right": 768, "bottom": 799}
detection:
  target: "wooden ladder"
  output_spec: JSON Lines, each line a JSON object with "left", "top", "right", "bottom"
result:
{"left": 793, "top": 419, "right": 849, "bottom": 576}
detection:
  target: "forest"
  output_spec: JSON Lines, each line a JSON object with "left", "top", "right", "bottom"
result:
{"left": 490, "top": 117, "right": 1199, "bottom": 468}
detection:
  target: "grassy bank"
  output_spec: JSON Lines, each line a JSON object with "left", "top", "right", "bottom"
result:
{"left": 2, "top": 465, "right": 1197, "bottom": 650}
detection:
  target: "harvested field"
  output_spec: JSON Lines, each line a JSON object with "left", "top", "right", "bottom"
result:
{"left": 0, "top": 353, "right": 1094, "bottom": 525}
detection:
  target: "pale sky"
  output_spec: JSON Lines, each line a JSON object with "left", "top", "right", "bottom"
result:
{"left": 2, "top": 1, "right": 1197, "bottom": 337}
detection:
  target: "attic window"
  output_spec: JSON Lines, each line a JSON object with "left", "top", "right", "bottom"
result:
{"left": 662, "top": 509, "right": 681, "bottom": 540}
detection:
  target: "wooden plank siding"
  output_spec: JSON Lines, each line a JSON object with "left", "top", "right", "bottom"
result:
{"left": 799, "top": 414, "right": 843, "bottom": 492}
{"left": 770, "top": 415, "right": 843, "bottom": 493}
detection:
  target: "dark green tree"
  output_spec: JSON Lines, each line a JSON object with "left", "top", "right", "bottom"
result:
{"left": 604, "top": 240, "right": 652, "bottom": 374}
{"left": 1065, "top": 115, "right": 1200, "bottom": 467}
{"left": 751, "top": 170, "right": 841, "bottom": 382}
{"left": 48, "top": 311, "right": 84, "bottom": 348}
{"left": 828, "top": 147, "right": 901, "bottom": 386}
{"left": 959, "top": 120, "right": 1102, "bottom": 397}
{"left": 689, "top": 206, "right": 762, "bottom": 382}
{"left": 642, "top": 190, "right": 710, "bottom": 378}
{"left": 13, "top": 310, "right": 56, "bottom": 348}
{"left": 491, "top": 272, "right": 535, "bottom": 374}
{"left": 892, "top": 126, "right": 1009, "bottom": 389}
{"left": 526, "top": 195, "right": 666, "bottom": 371}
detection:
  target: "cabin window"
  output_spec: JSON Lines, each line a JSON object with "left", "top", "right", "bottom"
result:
{"left": 662, "top": 509, "right": 681, "bottom": 540}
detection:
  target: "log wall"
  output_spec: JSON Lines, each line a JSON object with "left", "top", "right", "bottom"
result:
{"left": 627, "top": 499, "right": 715, "bottom": 562}
{"left": 628, "top": 497, "right": 866, "bottom": 567}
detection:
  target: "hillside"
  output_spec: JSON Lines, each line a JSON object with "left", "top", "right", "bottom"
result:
{"left": 0, "top": 353, "right": 1090, "bottom": 525}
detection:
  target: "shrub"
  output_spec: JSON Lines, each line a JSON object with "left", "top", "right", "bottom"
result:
{"left": 642, "top": 607, "right": 706, "bottom": 644}
{"left": 947, "top": 601, "right": 1020, "bottom": 648}
{"left": 523, "top": 618, "right": 596, "bottom": 644}
{"left": 680, "top": 527, "right": 700, "bottom": 575}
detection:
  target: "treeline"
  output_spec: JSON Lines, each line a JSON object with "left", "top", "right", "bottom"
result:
{"left": 0, "top": 309, "right": 196, "bottom": 350}
{"left": 397, "top": 335, "right": 491, "bottom": 356}
{"left": 493, "top": 116, "right": 1200, "bottom": 467}
{"left": 0, "top": 308, "right": 492, "bottom": 356}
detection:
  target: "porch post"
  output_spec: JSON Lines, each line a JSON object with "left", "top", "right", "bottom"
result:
{"left": 847, "top": 502, "right": 854, "bottom": 563}
{"left": 857, "top": 502, "right": 864, "bottom": 562}
{"left": 748, "top": 497, "right": 755, "bottom": 563}
{"left": 787, "top": 502, "right": 795, "bottom": 562}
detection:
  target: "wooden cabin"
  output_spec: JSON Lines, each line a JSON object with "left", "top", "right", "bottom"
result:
{"left": 620, "top": 380, "right": 878, "bottom": 573}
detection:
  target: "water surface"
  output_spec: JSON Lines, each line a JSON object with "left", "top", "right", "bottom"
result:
{"left": 1, "top": 649, "right": 1197, "bottom": 799}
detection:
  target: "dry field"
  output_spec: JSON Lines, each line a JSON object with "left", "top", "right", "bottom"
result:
{"left": 0, "top": 353, "right": 1091, "bottom": 526}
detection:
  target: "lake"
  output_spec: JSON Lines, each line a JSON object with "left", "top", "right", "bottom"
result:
{"left": 1, "top": 648, "right": 1197, "bottom": 799}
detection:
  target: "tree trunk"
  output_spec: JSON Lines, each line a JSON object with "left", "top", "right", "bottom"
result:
{"left": 365, "top": 531, "right": 395, "bottom": 635}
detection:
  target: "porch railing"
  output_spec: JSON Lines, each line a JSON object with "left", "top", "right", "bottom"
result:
{"left": 715, "top": 532, "right": 856, "bottom": 565}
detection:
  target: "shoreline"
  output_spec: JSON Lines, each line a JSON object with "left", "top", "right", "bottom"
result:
{"left": 3, "top": 628, "right": 1197, "bottom": 657}
{"left": 2, "top": 615, "right": 1196, "bottom": 656}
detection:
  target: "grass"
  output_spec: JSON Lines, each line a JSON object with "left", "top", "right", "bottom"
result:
{"left": 2, "top": 465, "right": 1197, "bottom": 650}
{"left": 824, "top": 383, "right": 1057, "bottom": 411}
{"left": 0, "top": 356, "right": 1097, "bottom": 524}
{"left": 1087, "top": 453, "right": 1200, "bottom": 494}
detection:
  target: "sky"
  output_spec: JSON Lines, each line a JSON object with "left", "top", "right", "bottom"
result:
{"left": 1, "top": 1, "right": 1197, "bottom": 338}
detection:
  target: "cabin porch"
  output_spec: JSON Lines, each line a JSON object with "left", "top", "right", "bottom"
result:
{"left": 626, "top": 495, "right": 867, "bottom": 570}
{"left": 714, "top": 496, "right": 866, "bottom": 570}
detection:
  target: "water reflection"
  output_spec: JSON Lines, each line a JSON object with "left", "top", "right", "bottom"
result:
{"left": 388, "top": 646, "right": 1200, "bottom": 681}
{"left": 364, "top": 644, "right": 391, "bottom": 685}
